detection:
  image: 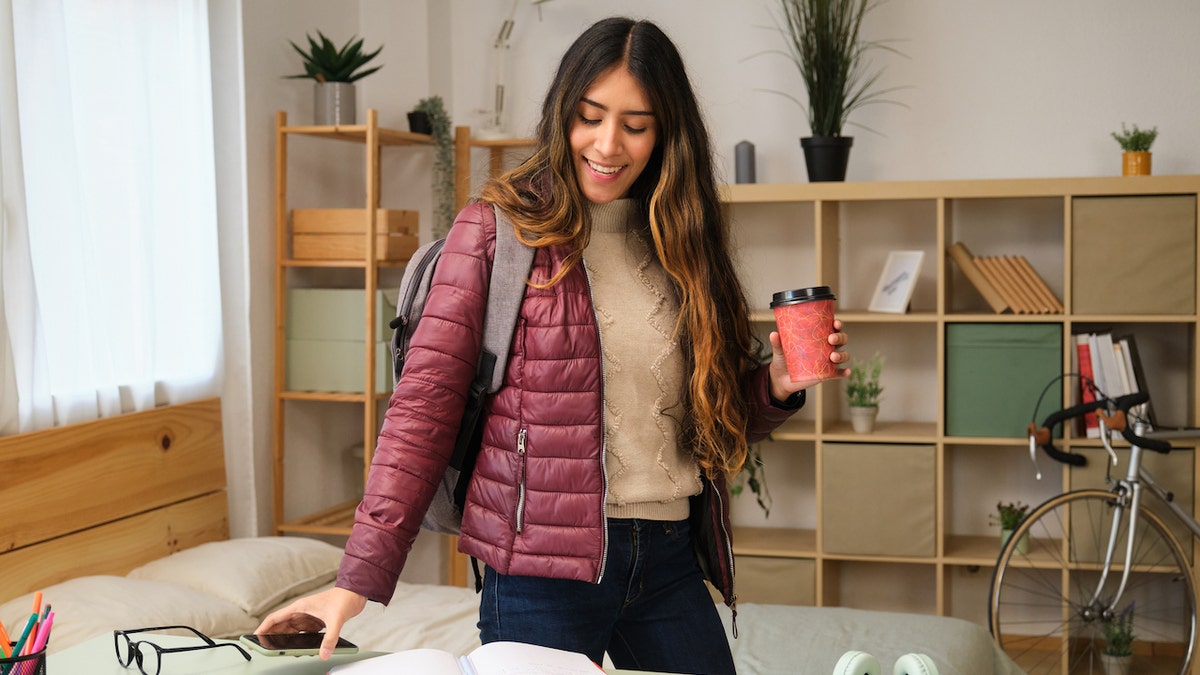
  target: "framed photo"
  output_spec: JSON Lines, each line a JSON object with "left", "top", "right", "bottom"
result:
{"left": 868, "top": 251, "right": 924, "bottom": 313}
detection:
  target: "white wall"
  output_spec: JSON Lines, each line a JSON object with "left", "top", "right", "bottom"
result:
{"left": 227, "top": 0, "right": 1200, "bottom": 579}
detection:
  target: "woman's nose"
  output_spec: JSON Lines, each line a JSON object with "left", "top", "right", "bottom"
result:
{"left": 593, "top": 121, "right": 621, "bottom": 157}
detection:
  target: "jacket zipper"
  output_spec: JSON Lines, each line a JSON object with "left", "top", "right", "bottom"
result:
{"left": 515, "top": 427, "right": 528, "bottom": 533}
{"left": 582, "top": 261, "right": 610, "bottom": 584}
{"left": 711, "top": 477, "right": 738, "bottom": 637}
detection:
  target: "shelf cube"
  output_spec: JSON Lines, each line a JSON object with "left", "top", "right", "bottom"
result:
{"left": 821, "top": 443, "right": 936, "bottom": 557}
{"left": 285, "top": 288, "right": 397, "bottom": 394}
{"left": 945, "top": 323, "right": 1062, "bottom": 438}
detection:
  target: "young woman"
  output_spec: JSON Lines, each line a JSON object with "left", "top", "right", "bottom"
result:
{"left": 258, "top": 17, "right": 848, "bottom": 674}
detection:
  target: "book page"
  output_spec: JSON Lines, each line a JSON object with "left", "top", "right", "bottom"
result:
{"left": 463, "top": 641, "right": 603, "bottom": 675}
{"left": 329, "top": 647, "right": 463, "bottom": 674}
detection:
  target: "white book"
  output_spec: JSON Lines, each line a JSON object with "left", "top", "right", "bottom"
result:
{"left": 329, "top": 641, "right": 604, "bottom": 675}
{"left": 1093, "top": 332, "right": 1125, "bottom": 441}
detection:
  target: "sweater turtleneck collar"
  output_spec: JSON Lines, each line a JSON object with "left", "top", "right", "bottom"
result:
{"left": 589, "top": 199, "right": 639, "bottom": 234}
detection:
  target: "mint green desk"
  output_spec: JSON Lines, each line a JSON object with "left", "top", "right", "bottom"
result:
{"left": 50, "top": 634, "right": 673, "bottom": 674}
{"left": 48, "top": 634, "right": 381, "bottom": 674}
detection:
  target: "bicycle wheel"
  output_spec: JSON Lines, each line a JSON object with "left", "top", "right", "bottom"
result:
{"left": 989, "top": 489, "right": 1196, "bottom": 675}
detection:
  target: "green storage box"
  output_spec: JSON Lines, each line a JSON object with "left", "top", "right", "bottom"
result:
{"left": 945, "top": 323, "right": 1062, "bottom": 437}
{"left": 286, "top": 339, "right": 391, "bottom": 394}
{"left": 286, "top": 288, "right": 397, "bottom": 342}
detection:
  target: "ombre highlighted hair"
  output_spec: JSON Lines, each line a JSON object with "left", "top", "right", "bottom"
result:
{"left": 481, "top": 17, "right": 759, "bottom": 479}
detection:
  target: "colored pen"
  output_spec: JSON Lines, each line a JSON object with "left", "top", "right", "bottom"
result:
{"left": 1, "top": 614, "right": 36, "bottom": 675}
{"left": 29, "top": 593, "right": 40, "bottom": 618}
{"left": 0, "top": 617, "right": 11, "bottom": 658}
{"left": 29, "top": 612, "right": 52, "bottom": 654}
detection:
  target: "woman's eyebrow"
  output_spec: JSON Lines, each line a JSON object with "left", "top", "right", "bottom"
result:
{"left": 580, "top": 97, "right": 655, "bottom": 117}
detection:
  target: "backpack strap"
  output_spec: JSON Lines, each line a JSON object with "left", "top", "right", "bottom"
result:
{"left": 481, "top": 204, "right": 534, "bottom": 393}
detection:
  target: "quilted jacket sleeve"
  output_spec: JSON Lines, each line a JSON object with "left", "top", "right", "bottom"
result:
{"left": 336, "top": 202, "right": 496, "bottom": 604}
{"left": 744, "top": 363, "right": 805, "bottom": 444}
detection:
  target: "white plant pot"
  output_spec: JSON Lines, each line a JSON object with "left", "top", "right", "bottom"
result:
{"left": 1000, "top": 528, "right": 1030, "bottom": 555}
{"left": 849, "top": 406, "right": 878, "bottom": 433}
{"left": 314, "top": 82, "right": 356, "bottom": 125}
{"left": 1100, "top": 653, "right": 1132, "bottom": 675}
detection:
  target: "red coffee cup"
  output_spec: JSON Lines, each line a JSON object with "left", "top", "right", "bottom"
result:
{"left": 771, "top": 286, "right": 837, "bottom": 383}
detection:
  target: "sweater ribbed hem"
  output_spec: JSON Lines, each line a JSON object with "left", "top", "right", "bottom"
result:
{"left": 606, "top": 499, "right": 691, "bottom": 521}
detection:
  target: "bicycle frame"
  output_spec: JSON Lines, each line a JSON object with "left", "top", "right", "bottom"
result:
{"left": 1089, "top": 419, "right": 1200, "bottom": 617}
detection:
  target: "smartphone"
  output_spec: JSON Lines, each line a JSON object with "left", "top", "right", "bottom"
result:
{"left": 239, "top": 632, "right": 359, "bottom": 657}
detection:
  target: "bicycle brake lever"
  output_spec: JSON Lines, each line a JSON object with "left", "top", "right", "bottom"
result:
{"left": 1028, "top": 433, "right": 1042, "bottom": 481}
{"left": 1098, "top": 417, "right": 1118, "bottom": 466}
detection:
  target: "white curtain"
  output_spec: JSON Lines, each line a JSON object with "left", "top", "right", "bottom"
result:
{"left": 0, "top": 0, "right": 222, "bottom": 433}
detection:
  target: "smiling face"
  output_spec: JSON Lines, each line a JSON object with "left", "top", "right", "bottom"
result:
{"left": 569, "top": 64, "right": 658, "bottom": 205}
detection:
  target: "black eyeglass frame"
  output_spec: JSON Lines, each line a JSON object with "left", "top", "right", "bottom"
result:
{"left": 113, "top": 625, "right": 251, "bottom": 675}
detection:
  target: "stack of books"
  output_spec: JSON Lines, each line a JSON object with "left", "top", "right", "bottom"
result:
{"left": 1073, "top": 331, "right": 1155, "bottom": 439}
{"left": 948, "top": 242, "right": 1063, "bottom": 314}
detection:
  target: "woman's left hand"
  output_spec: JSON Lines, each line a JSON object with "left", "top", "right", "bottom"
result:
{"left": 768, "top": 320, "right": 850, "bottom": 401}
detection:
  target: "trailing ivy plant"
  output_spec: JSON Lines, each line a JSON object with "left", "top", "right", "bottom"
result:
{"left": 1111, "top": 123, "right": 1158, "bottom": 152}
{"left": 731, "top": 441, "right": 773, "bottom": 517}
{"left": 287, "top": 31, "right": 383, "bottom": 83}
{"left": 413, "top": 96, "right": 455, "bottom": 239}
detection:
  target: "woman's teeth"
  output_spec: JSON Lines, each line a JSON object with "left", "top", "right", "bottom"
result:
{"left": 587, "top": 158, "right": 621, "bottom": 175}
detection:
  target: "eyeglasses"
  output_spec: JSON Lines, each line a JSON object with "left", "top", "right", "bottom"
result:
{"left": 113, "top": 625, "right": 251, "bottom": 675}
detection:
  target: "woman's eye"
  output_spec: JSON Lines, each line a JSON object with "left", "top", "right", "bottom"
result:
{"left": 624, "top": 125, "right": 648, "bottom": 134}
{"left": 577, "top": 114, "right": 600, "bottom": 126}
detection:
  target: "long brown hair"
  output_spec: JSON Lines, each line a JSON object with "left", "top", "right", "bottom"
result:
{"left": 481, "top": 18, "right": 759, "bottom": 479}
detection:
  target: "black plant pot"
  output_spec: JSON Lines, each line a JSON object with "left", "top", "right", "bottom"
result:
{"left": 800, "top": 135, "right": 854, "bottom": 182}
{"left": 407, "top": 111, "right": 432, "bottom": 135}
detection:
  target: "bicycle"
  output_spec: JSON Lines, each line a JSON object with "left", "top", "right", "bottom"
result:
{"left": 988, "top": 386, "right": 1200, "bottom": 675}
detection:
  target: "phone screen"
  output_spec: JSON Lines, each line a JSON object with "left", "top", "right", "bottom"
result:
{"left": 240, "top": 633, "right": 357, "bottom": 655}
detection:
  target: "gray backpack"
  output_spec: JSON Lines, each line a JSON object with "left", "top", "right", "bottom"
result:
{"left": 389, "top": 204, "right": 533, "bottom": 535}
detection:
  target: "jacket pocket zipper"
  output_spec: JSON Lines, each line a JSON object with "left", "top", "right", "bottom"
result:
{"left": 515, "top": 428, "right": 528, "bottom": 533}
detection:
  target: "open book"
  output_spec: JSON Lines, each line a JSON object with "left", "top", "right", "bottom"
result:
{"left": 329, "top": 640, "right": 604, "bottom": 675}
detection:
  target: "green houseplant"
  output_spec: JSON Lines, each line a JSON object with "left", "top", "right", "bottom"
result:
{"left": 846, "top": 352, "right": 883, "bottom": 432}
{"left": 1111, "top": 123, "right": 1158, "bottom": 176}
{"left": 1101, "top": 603, "right": 1134, "bottom": 675}
{"left": 287, "top": 31, "right": 383, "bottom": 125}
{"left": 412, "top": 96, "right": 455, "bottom": 239}
{"left": 775, "top": 0, "right": 899, "bottom": 181}
{"left": 991, "top": 501, "right": 1030, "bottom": 554}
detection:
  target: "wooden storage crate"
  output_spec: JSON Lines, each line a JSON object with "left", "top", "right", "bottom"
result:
{"left": 290, "top": 208, "right": 419, "bottom": 261}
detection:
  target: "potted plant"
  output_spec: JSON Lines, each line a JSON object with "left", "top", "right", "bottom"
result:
{"left": 775, "top": 0, "right": 899, "bottom": 181}
{"left": 412, "top": 96, "right": 455, "bottom": 239}
{"left": 846, "top": 352, "right": 883, "bottom": 432}
{"left": 287, "top": 31, "right": 383, "bottom": 125}
{"left": 1100, "top": 603, "right": 1135, "bottom": 675}
{"left": 1111, "top": 123, "right": 1158, "bottom": 176}
{"left": 990, "top": 501, "right": 1030, "bottom": 554}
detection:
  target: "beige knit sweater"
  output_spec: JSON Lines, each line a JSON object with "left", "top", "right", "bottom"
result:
{"left": 584, "top": 199, "right": 702, "bottom": 521}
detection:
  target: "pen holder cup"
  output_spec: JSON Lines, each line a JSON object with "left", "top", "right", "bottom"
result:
{"left": 1, "top": 644, "right": 47, "bottom": 675}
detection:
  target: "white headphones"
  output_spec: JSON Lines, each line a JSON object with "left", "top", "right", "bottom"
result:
{"left": 833, "top": 651, "right": 938, "bottom": 675}
{"left": 833, "top": 651, "right": 882, "bottom": 675}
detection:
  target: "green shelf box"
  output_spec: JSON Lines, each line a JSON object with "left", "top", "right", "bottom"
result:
{"left": 945, "top": 323, "right": 1062, "bottom": 438}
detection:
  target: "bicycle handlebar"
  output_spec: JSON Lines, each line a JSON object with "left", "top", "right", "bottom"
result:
{"left": 1028, "top": 391, "right": 1172, "bottom": 466}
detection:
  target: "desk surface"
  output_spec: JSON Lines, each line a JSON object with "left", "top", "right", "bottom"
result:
{"left": 51, "top": 634, "right": 672, "bottom": 674}
{"left": 49, "top": 634, "right": 380, "bottom": 674}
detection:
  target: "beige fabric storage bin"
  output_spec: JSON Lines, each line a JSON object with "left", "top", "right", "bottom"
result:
{"left": 821, "top": 443, "right": 936, "bottom": 557}
{"left": 734, "top": 556, "right": 816, "bottom": 606}
{"left": 1072, "top": 196, "right": 1196, "bottom": 315}
{"left": 1069, "top": 447, "right": 1195, "bottom": 564}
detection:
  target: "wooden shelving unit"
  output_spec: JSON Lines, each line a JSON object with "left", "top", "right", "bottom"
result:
{"left": 271, "top": 109, "right": 430, "bottom": 537}
{"left": 722, "top": 175, "right": 1200, "bottom": 629}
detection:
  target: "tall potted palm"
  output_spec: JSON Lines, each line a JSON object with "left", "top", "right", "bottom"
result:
{"left": 776, "top": 0, "right": 896, "bottom": 181}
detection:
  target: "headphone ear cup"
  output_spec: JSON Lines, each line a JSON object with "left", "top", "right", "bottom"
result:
{"left": 834, "top": 650, "right": 882, "bottom": 675}
{"left": 893, "top": 653, "right": 938, "bottom": 675}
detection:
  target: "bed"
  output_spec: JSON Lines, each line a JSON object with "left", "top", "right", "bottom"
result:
{"left": 0, "top": 399, "right": 1024, "bottom": 674}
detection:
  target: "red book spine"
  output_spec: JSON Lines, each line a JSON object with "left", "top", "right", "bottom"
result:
{"left": 1076, "top": 337, "right": 1099, "bottom": 438}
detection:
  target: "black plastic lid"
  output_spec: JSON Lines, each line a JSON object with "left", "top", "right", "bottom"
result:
{"left": 770, "top": 286, "right": 836, "bottom": 308}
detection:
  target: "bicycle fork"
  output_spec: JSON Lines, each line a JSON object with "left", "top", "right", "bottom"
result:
{"left": 1083, "top": 423, "right": 1145, "bottom": 621}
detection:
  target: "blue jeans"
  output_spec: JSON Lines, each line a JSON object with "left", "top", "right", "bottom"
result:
{"left": 478, "top": 518, "right": 735, "bottom": 674}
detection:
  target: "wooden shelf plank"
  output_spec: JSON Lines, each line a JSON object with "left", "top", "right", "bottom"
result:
{"left": 732, "top": 526, "right": 815, "bottom": 557}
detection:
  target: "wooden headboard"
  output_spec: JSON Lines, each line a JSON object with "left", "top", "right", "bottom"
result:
{"left": 0, "top": 398, "right": 229, "bottom": 603}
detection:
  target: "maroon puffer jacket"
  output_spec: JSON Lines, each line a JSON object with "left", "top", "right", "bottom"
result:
{"left": 337, "top": 202, "right": 801, "bottom": 605}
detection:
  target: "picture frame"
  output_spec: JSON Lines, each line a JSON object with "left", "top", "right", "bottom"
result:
{"left": 868, "top": 251, "right": 924, "bottom": 313}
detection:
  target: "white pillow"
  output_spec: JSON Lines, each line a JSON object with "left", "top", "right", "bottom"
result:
{"left": 0, "top": 576, "right": 259, "bottom": 654}
{"left": 127, "top": 536, "right": 343, "bottom": 616}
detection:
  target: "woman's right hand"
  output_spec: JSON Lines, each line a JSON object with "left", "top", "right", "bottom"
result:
{"left": 254, "top": 586, "right": 367, "bottom": 660}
